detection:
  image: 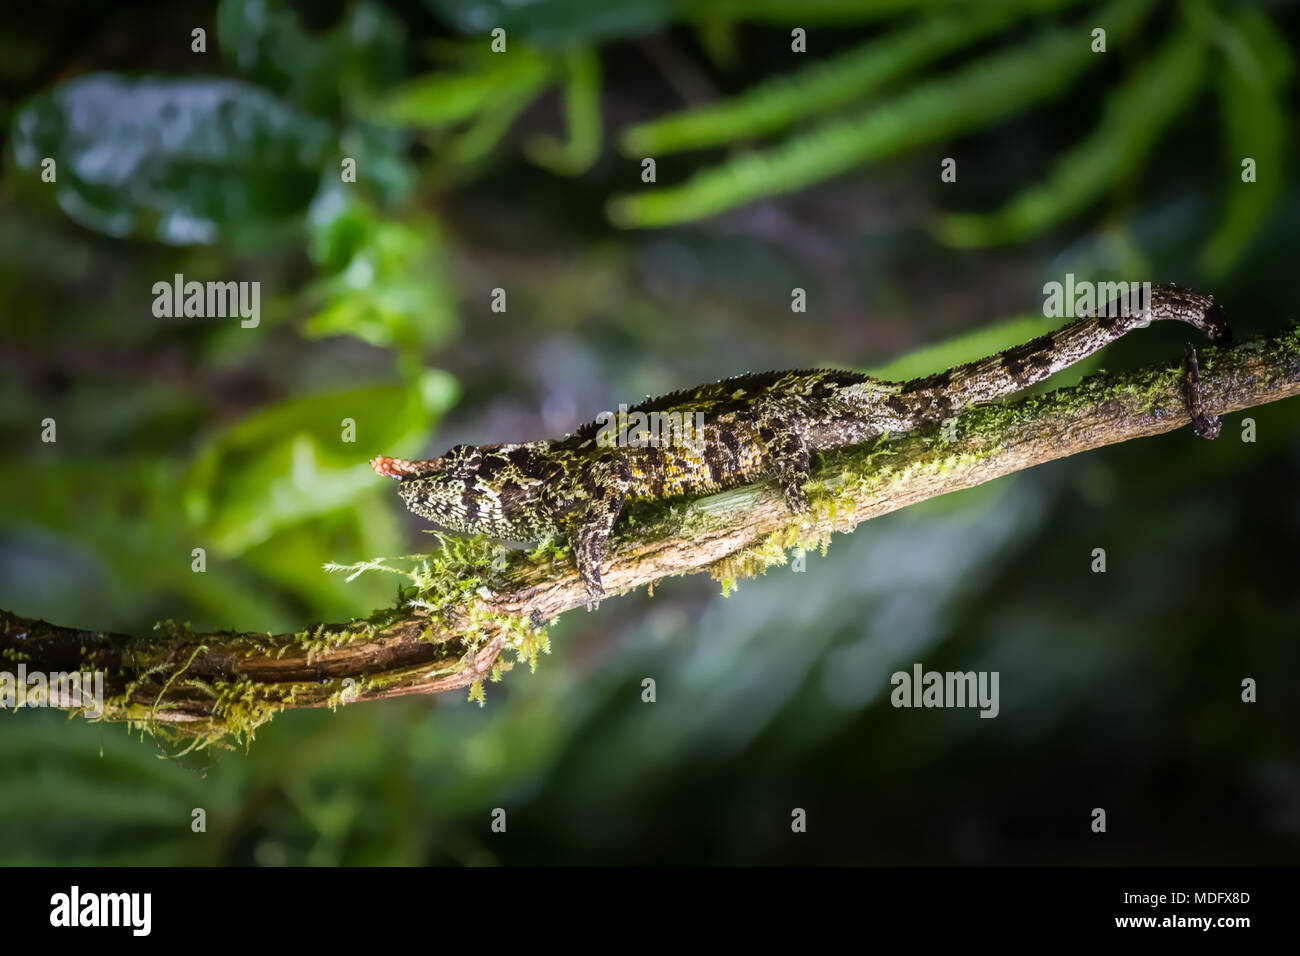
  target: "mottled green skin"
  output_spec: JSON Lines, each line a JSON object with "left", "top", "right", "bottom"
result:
{"left": 376, "top": 285, "right": 1227, "bottom": 607}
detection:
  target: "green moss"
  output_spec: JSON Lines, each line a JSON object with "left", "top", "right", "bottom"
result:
{"left": 527, "top": 532, "right": 568, "bottom": 564}
{"left": 708, "top": 517, "right": 835, "bottom": 596}
{"left": 467, "top": 680, "right": 486, "bottom": 707}
{"left": 329, "top": 535, "right": 554, "bottom": 704}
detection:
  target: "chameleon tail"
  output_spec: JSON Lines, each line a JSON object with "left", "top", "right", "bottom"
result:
{"left": 894, "top": 284, "right": 1228, "bottom": 413}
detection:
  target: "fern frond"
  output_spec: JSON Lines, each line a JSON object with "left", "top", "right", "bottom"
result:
{"left": 621, "top": 5, "right": 1066, "bottom": 156}
{"left": 379, "top": 47, "right": 553, "bottom": 126}
{"left": 936, "top": 20, "right": 1206, "bottom": 247}
{"left": 526, "top": 48, "right": 604, "bottom": 174}
{"left": 607, "top": 0, "right": 1153, "bottom": 228}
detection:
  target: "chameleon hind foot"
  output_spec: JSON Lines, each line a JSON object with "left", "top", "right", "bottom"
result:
{"left": 572, "top": 492, "right": 625, "bottom": 612}
{"left": 1184, "top": 344, "right": 1222, "bottom": 440}
{"left": 780, "top": 477, "right": 811, "bottom": 514}
{"left": 574, "top": 547, "right": 605, "bottom": 611}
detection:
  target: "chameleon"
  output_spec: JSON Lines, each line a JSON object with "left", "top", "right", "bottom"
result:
{"left": 373, "top": 285, "right": 1228, "bottom": 609}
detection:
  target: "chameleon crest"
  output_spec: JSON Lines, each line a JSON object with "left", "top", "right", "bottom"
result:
{"left": 375, "top": 285, "right": 1228, "bottom": 609}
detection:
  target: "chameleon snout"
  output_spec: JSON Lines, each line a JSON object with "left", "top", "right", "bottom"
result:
{"left": 371, "top": 456, "right": 443, "bottom": 478}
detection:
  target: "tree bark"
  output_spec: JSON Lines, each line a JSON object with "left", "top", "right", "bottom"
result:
{"left": 3, "top": 327, "right": 1298, "bottom": 745}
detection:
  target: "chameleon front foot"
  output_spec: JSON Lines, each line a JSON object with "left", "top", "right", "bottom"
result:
{"left": 1184, "top": 344, "right": 1222, "bottom": 440}
{"left": 573, "top": 519, "right": 613, "bottom": 612}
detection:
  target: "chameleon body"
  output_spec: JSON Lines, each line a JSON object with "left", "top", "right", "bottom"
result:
{"left": 374, "top": 285, "right": 1228, "bottom": 608}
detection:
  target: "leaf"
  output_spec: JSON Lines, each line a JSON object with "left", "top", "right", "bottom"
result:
{"left": 620, "top": 3, "right": 1065, "bottom": 156}
{"left": 607, "top": 0, "right": 1153, "bottom": 228}
{"left": 218, "top": 0, "right": 406, "bottom": 114}
{"left": 0, "top": 460, "right": 294, "bottom": 632}
{"left": 696, "top": 0, "right": 1038, "bottom": 25}
{"left": 9, "top": 74, "right": 332, "bottom": 245}
{"left": 240, "top": 492, "right": 405, "bottom": 619}
{"left": 440, "top": 88, "right": 539, "bottom": 165}
{"left": 525, "top": 48, "right": 604, "bottom": 174}
{"left": 339, "top": 121, "right": 418, "bottom": 206}
{"left": 936, "top": 22, "right": 1206, "bottom": 247}
{"left": 378, "top": 45, "right": 552, "bottom": 127}
{"left": 181, "top": 373, "right": 459, "bottom": 553}
{"left": 426, "top": 0, "right": 676, "bottom": 50}
{"left": 302, "top": 190, "right": 459, "bottom": 352}
{"left": 1200, "top": 6, "right": 1293, "bottom": 278}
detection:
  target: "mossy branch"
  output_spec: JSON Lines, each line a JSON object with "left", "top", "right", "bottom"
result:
{"left": 3, "top": 328, "right": 1299, "bottom": 747}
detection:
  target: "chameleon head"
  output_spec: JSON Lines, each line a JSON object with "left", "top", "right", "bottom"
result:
{"left": 371, "top": 451, "right": 472, "bottom": 529}
{"left": 372, "top": 444, "right": 556, "bottom": 539}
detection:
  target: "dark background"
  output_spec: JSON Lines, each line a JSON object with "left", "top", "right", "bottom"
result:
{"left": 1, "top": 0, "right": 1297, "bottom": 865}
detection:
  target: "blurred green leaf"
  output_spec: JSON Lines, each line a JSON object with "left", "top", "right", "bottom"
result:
{"left": 1200, "top": 5, "right": 1293, "bottom": 278}
{"left": 379, "top": 44, "right": 552, "bottom": 126}
{"left": 303, "top": 189, "right": 459, "bottom": 351}
{"left": 607, "top": 0, "right": 1153, "bottom": 227}
{"left": 441, "top": 87, "right": 540, "bottom": 165}
{"left": 427, "top": 0, "right": 675, "bottom": 50}
{"left": 240, "top": 491, "right": 404, "bottom": 618}
{"left": 339, "top": 122, "right": 417, "bottom": 205}
{"left": 10, "top": 74, "right": 332, "bottom": 245}
{"left": 218, "top": 0, "right": 406, "bottom": 115}
{"left": 936, "top": 22, "right": 1206, "bottom": 247}
{"left": 182, "top": 374, "right": 458, "bottom": 553}
{"left": 525, "top": 48, "right": 604, "bottom": 174}
{"left": 0, "top": 460, "right": 293, "bottom": 631}
{"left": 699, "top": 0, "right": 1033, "bottom": 25}
{"left": 620, "top": 4, "right": 1068, "bottom": 156}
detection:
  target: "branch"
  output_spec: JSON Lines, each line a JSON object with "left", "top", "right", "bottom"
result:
{"left": 4, "top": 327, "right": 1298, "bottom": 746}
